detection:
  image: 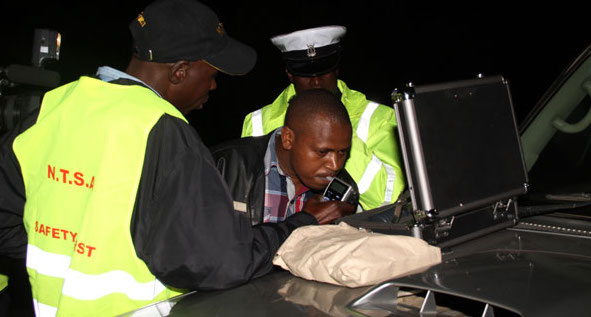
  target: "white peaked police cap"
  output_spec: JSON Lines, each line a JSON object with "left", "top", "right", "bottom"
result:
{"left": 270, "top": 26, "right": 347, "bottom": 77}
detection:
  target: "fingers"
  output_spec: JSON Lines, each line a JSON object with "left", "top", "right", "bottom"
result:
{"left": 304, "top": 198, "right": 355, "bottom": 225}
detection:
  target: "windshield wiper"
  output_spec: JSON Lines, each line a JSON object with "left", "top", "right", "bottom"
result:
{"left": 545, "top": 192, "right": 591, "bottom": 202}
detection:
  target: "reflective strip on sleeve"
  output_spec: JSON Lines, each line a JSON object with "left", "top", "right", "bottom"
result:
{"left": 27, "top": 244, "right": 166, "bottom": 301}
{"left": 33, "top": 299, "right": 58, "bottom": 317}
{"left": 27, "top": 244, "right": 71, "bottom": 279}
{"left": 62, "top": 269, "right": 167, "bottom": 300}
{"left": 357, "top": 155, "right": 382, "bottom": 194}
{"left": 233, "top": 201, "right": 247, "bottom": 212}
{"left": 356, "top": 102, "right": 379, "bottom": 143}
{"left": 382, "top": 163, "right": 396, "bottom": 205}
{"left": 251, "top": 109, "right": 264, "bottom": 136}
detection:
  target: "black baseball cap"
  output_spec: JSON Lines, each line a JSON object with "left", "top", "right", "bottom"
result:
{"left": 129, "top": 0, "right": 256, "bottom": 75}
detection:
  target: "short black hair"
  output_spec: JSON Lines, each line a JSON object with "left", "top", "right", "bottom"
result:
{"left": 284, "top": 89, "right": 350, "bottom": 132}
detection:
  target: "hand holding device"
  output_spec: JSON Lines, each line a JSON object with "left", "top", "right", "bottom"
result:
{"left": 304, "top": 194, "right": 355, "bottom": 225}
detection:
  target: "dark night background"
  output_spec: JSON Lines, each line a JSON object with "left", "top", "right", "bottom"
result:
{"left": 0, "top": 2, "right": 589, "bottom": 315}
{"left": 1, "top": 1, "right": 589, "bottom": 147}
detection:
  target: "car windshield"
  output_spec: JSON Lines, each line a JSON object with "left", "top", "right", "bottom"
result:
{"left": 527, "top": 96, "right": 591, "bottom": 195}
{"left": 519, "top": 46, "right": 591, "bottom": 215}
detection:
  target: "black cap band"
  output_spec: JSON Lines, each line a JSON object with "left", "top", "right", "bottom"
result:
{"left": 282, "top": 44, "right": 341, "bottom": 77}
{"left": 285, "top": 53, "right": 341, "bottom": 77}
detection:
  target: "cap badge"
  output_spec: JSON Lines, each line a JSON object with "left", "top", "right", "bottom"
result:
{"left": 137, "top": 13, "right": 146, "bottom": 27}
{"left": 306, "top": 44, "right": 316, "bottom": 57}
{"left": 216, "top": 23, "right": 225, "bottom": 36}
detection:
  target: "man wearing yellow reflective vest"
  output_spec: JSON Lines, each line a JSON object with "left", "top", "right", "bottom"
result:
{"left": 242, "top": 26, "right": 406, "bottom": 211}
{"left": 0, "top": 1, "right": 352, "bottom": 316}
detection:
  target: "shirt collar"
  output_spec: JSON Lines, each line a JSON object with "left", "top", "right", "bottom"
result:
{"left": 264, "top": 127, "right": 284, "bottom": 176}
{"left": 95, "top": 66, "right": 163, "bottom": 99}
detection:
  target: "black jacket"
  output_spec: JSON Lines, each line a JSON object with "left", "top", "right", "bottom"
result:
{"left": 0, "top": 78, "right": 318, "bottom": 292}
{"left": 210, "top": 131, "right": 359, "bottom": 226}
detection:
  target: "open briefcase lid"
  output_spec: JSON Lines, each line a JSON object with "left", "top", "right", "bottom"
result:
{"left": 393, "top": 75, "right": 529, "bottom": 219}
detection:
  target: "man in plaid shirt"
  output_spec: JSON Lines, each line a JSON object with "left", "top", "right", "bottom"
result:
{"left": 212, "top": 89, "right": 359, "bottom": 226}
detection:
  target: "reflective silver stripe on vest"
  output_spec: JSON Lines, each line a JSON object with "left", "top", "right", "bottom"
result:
{"left": 27, "top": 244, "right": 70, "bottom": 278}
{"left": 382, "top": 163, "right": 396, "bottom": 205}
{"left": 27, "top": 244, "right": 166, "bottom": 301}
{"left": 33, "top": 299, "right": 57, "bottom": 317}
{"left": 357, "top": 155, "right": 382, "bottom": 194}
{"left": 356, "top": 101, "right": 379, "bottom": 143}
{"left": 62, "top": 268, "right": 166, "bottom": 300}
{"left": 251, "top": 109, "right": 264, "bottom": 136}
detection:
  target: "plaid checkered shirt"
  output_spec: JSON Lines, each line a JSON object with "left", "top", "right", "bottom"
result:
{"left": 263, "top": 128, "right": 313, "bottom": 223}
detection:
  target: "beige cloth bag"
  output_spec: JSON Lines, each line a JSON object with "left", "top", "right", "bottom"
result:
{"left": 273, "top": 222, "right": 442, "bottom": 288}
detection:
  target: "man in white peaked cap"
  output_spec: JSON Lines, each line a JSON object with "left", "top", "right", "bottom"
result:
{"left": 241, "top": 25, "right": 405, "bottom": 211}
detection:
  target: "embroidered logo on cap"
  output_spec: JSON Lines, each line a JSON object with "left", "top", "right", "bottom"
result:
{"left": 216, "top": 23, "right": 225, "bottom": 36}
{"left": 137, "top": 13, "right": 146, "bottom": 27}
{"left": 307, "top": 44, "right": 316, "bottom": 57}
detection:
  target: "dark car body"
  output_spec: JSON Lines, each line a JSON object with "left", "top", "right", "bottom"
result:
{"left": 123, "top": 44, "right": 591, "bottom": 317}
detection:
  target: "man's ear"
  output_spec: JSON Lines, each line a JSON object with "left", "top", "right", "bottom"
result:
{"left": 281, "top": 127, "right": 295, "bottom": 150}
{"left": 169, "top": 61, "right": 190, "bottom": 84}
{"left": 286, "top": 69, "right": 294, "bottom": 83}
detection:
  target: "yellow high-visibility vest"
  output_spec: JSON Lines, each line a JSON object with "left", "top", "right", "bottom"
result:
{"left": 14, "top": 76, "right": 186, "bottom": 316}
{"left": 0, "top": 274, "right": 7, "bottom": 292}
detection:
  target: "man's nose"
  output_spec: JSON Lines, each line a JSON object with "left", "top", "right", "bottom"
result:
{"left": 325, "top": 153, "right": 339, "bottom": 172}
{"left": 310, "top": 76, "right": 321, "bottom": 87}
{"left": 210, "top": 78, "right": 217, "bottom": 91}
